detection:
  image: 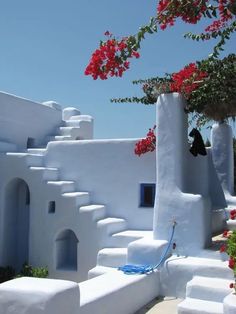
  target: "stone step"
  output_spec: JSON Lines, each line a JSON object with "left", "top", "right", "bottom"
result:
{"left": 110, "top": 230, "right": 153, "bottom": 247}
{"left": 46, "top": 135, "right": 72, "bottom": 142}
{"left": 226, "top": 219, "right": 236, "bottom": 231}
{"left": 62, "top": 191, "right": 90, "bottom": 207}
{"left": 97, "top": 248, "right": 128, "bottom": 268}
{"left": 79, "top": 204, "right": 106, "bottom": 221}
{"left": 178, "top": 298, "right": 223, "bottom": 314}
{"left": 186, "top": 276, "right": 232, "bottom": 303}
{"left": 160, "top": 256, "right": 234, "bottom": 298}
{"left": 88, "top": 265, "right": 118, "bottom": 279}
{"left": 29, "top": 166, "right": 59, "bottom": 180}
{"left": 59, "top": 126, "right": 81, "bottom": 136}
{"left": 27, "top": 148, "right": 47, "bottom": 155}
{"left": 97, "top": 217, "right": 127, "bottom": 235}
{"left": 47, "top": 180, "right": 75, "bottom": 193}
{"left": 6, "top": 152, "right": 44, "bottom": 166}
{"left": 64, "top": 120, "right": 81, "bottom": 127}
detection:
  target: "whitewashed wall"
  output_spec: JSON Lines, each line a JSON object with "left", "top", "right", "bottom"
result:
{"left": 44, "top": 139, "right": 156, "bottom": 230}
{"left": 0, "top": 139, "right": 155, "bottom": 282}
{"left": 0, "top": 92, "right": 62, "bottom": 149}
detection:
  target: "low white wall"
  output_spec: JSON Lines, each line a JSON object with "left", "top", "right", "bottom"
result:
{"left": 0, "top": 92, "right": 62, "bottom": 149}
{"left": 0, "top": 277, "right": 80, "bottom": 314}
{"left": 79, "top": 271, "right": 160, "bottom": 314}
{"left": 45, "top": 139, "right": 156, "bottom": 230}
{"left": 0, "top": 272, "right": 160, "bottom": 314}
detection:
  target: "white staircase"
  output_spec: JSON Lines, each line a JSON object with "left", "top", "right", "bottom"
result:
{"left": 97, "top": 248, "right": 128, "bottom": 268}
{"left": 89, "top": 227, "right": 153, "bottom": 279}
{"left": 44, "top": 117, "right": 92, "bottom": 143}
{"left": 178, "top": 276, "right": 232, "bottom": 314}
{"left": 7, "top": 146, "right": 148, "bottom": 280}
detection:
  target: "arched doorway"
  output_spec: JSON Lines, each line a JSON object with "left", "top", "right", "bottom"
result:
{"left": 2, "top": 178, "right": 30, "bottom": 271}
{"left": 55, "top": 229, "right": 78, "bottom": 271}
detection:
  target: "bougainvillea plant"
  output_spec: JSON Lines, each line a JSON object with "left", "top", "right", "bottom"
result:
{"left": 84, "top": 31, "right": 140, "bottom": 80}
{"left": 221, "top": 209, "right": 236, "bottom": 293}
{"left": 134, "top": 126, "right": 156, "bottom": 156}
{"left": 85, "top": 1, "right": 236, "bottom": 155}
{"left": 112, "top": 54, "right": 236, "bottom": 127}
{"left": 85, "top": 0, "right": 236, "bottom": 79}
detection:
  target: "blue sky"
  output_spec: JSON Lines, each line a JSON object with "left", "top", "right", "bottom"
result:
{"left": 0, "top": 0, "right": 235, "bottom": 139}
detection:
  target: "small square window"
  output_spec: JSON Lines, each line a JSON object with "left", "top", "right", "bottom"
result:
{"left": 140, "top": 184, "right": 155, "bottom": 207}
{"left": 27, "top": 137, "right": 35, "bottom": 148}
{"left": 48, "top": 201, "right": 56, "bottom": 214}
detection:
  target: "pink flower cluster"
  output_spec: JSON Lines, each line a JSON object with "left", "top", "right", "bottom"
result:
{"left": 157, "top": 0, "right": 207, "bottom": 30}
{"left": 170, "top": 63, "right": 208, "bottom": 98}
{"left": 134, "top": 126, "right": 156, "bottom": 156}
{"left": 85, "top": 32, "right": 140, "bottom": 80}
{"left": 205, "top": 0, "right": 234, "bottom": 34}
{"left": 221, "top": 219, "right": 236, "bottom": 290}
{"left": 230, "top": 209, "right": 236, "bottom": 220}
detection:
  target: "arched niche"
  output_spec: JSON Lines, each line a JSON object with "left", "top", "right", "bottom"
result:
{"left": 55, "top": 229, "right": 78, "bottom": 271}
{"left": 2, "top": 178, "right": 30, "bottom": 271}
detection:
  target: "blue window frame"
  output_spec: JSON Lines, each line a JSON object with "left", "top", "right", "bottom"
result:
{"left": 140, "top": 184, "right": 156, "bottom": 207}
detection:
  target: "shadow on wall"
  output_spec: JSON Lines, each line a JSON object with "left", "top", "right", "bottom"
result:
{"left": 55, "top": 230, "right": 79, "bottom": 271}
{"left": 2, "top": 178, "right": 30, "bottom": 271}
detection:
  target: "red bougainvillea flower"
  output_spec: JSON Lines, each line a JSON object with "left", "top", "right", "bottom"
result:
{"left": 230, "top": 209, "right": 236, "bottom": 220}
{"left": 85, "top": 34, "right": 140, "bottom": 80}
{"left": 228, "top": 256, "right": 235, "bottom": 269}
{"left": 157, "top": 0, "right": 208, "bottom": 30}
{"left": 135, "top": 125, "right": 156, "bottom": 156}
{"left": 170, "top": 63, "right": 208, "bottom": 98}
{"left": 205, "top": 19, "right": 227, "bottom": 33}
{"left": 218, "top": 0, "right": 233, "bottom": 22}
{"left": 220, "top": 244, "right": 227, "bottom": 253}
{"left": 204, "top": 0, "right": 234, "bottom": 35}
{"left": 223, "top": 230, "right": 229, "bottom": 238}
{"left": 157, "top": 0, "right": 234, "bottom": 31}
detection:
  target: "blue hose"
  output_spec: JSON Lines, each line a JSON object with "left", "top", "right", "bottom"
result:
{"left": 118, "top": 222, "right": 176, "bottom": 274}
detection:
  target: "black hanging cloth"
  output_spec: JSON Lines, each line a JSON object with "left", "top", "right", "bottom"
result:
{"left": 189, "top": 128, "right": 207, "bottom": 157}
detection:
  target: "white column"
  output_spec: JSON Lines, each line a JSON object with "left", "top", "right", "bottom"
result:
{"left": 153, "top": 93, "right": 188, "bottom": 240}
{"left": 153, "top": 93, "right": 211, "bottom": 255}
{"left": 211, "top": 122, "right": 234, "bottom": 197}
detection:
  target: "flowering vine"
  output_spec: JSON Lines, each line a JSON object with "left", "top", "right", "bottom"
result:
{"left": 134, "top": 126, "right": 156, "bottom": 156}
{"left": 112, "top": 53, "right": 236, "bottom": 128}
{"left": 170, "top": 63, "right": 208, "bottom": 99}
{"left": 220, "top": 209, "right": 236, "bottom": 293}
{"left": 85, "top": 32, "right": 140, "bottom": 80}
{"left": 85, "top": 0, "right": 236, "bottom": 79}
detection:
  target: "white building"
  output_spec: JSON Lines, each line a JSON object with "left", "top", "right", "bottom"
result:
{"left": 0, "top": 91, "right": 235, "bottom": 314}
